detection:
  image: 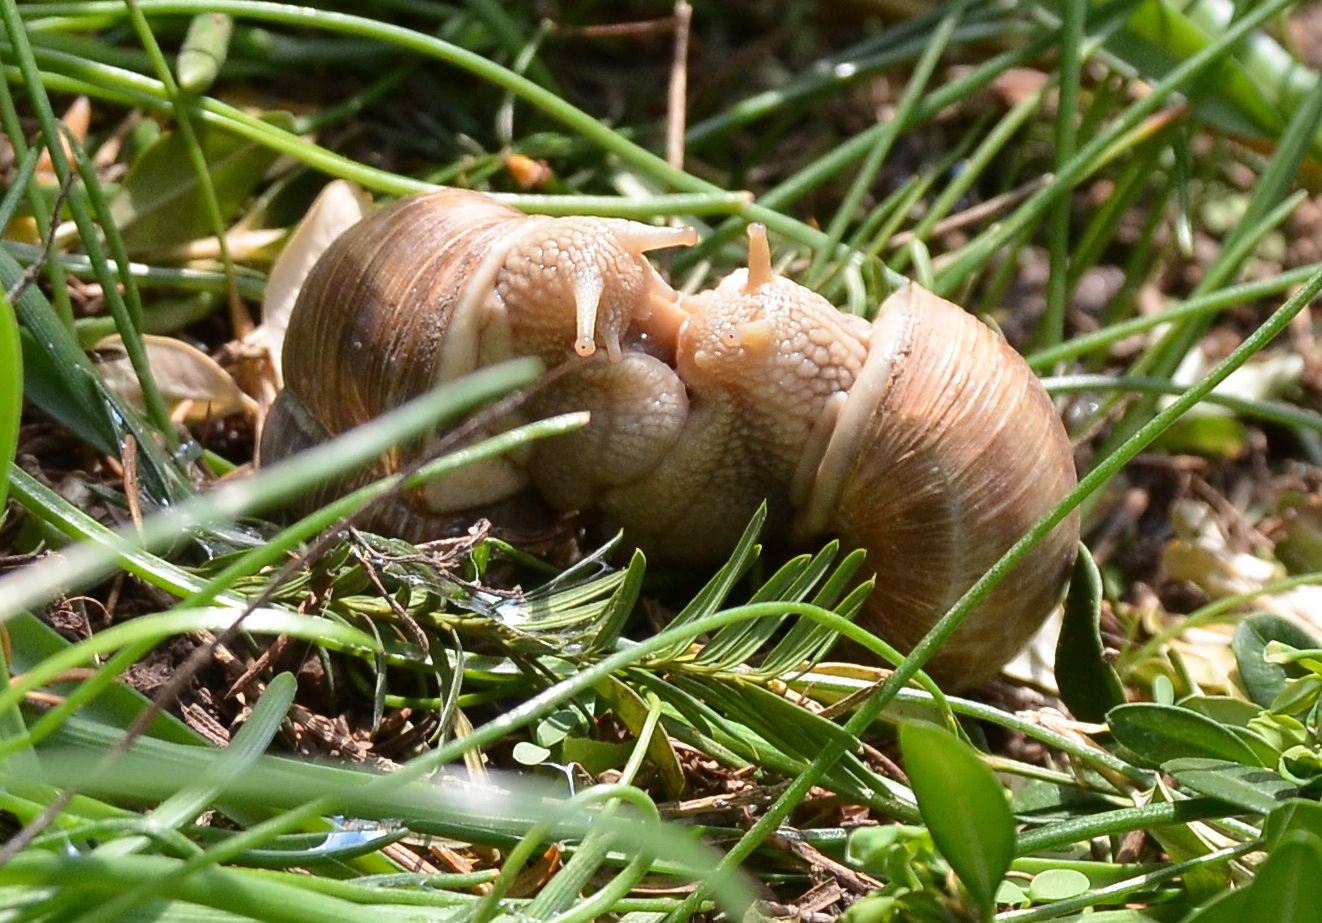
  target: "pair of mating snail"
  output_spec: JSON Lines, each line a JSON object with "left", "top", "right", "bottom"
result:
{"left": 259, "top": 188, "right": 1080, "bottom": 687}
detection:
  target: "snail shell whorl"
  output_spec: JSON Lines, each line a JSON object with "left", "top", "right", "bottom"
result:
{"left": 814, "top": 285, "right": 1079, "bottom": 685}
{"left": 279, "top": 189, "right": 525, "bottom": 441}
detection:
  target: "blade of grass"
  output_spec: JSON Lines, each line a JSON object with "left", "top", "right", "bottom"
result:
{"left": 0, "top": 358, "right": 543, "bottom": 621}
{"left": 0, "top": 53, "right": 73, "bottom": 325}
{"left": 0, "top": 850, "right": 405, "bottom": 922}
{"left": 124, "top": 0, "right": 247, "bottom": 336}
{"left": 937, "top": 0, "right": 1298, "bottom": 291}
{"left": 1042, "top": 373, "right": 1322, "bottom": 433}
{"left": 0, "top": 290, "right": 17, "bottom": 517}
{"left": 82, "top": 674, "right": 300, "bottom": 920}
{"left": 1027, "top": 259, "right": 1322, "bottom": 370}
{"left": 684, "top": 2, "right": 1014, "bottom": 145}
{"left": 1, "top": 0, "right": 181, "bottom": 453}
{"left": 1092, "top": 65, "right": 1322, "bottom": 451}
{"left": 804, "top": 0, "right": 970, "bottom": 287}
{"left": 1039, "top": 0, "right": 1085, "bottom": 351}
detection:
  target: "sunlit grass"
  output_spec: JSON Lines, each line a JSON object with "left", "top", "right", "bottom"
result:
{"left": 4, "top": 1, "right": 1322, "bottom": 920}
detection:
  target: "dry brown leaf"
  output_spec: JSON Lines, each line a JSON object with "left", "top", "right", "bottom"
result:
{"left": 35, "top": 96, "right": 90, "bottom": 183}
{"left": 95, "top": 333, "right": 258, "bottom": 423}
{"left": 1161, "top": 499, "right": 1322, "bottom": 688}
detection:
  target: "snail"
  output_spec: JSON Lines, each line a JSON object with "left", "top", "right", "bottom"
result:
{"left": 259, "top": 188, "right": 1079, "bottom": 687}
{"left": 259, "top": 188, "right": 698, "bottom": 521}
{"left": 530, "top": 225, "right": 1079, "bottom": 684}
{"left": 735, "top": 231, "right": 1080, "bottom": 683}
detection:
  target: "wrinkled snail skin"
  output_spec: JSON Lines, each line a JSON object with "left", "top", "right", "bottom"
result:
{"left": 581, "top": 230, "right": 877, "bottom": 563}
{"left": 260, "top": 190, "right": 1079, "bottom": 688}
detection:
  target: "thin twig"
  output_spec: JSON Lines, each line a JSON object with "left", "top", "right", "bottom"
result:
{"left": 5, "top": 163, "right": 75, "bottom": 306}
{"left": 888, "top": 175, "right": 1051, "bottom": 251}
{"left": 666, "top": 2, "right": 692, "bottom": 173}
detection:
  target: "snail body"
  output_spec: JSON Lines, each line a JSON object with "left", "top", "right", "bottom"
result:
{"left": 261, "top": 189, "right": 1079, "bottom": 687}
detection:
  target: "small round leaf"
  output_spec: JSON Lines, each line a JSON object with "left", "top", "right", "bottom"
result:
{"left": 1027, "top": 868, "right": 1091, "bottom": 902}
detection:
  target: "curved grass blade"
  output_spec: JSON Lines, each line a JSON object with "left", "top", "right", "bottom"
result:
{"left": 0, "top": 289, "right": 18, "bottom": 517}
{"left": 667, "top": 674, "right": 915, "bottom": 816}
{"left": 646, "top": 505, "right": 766, "bottom": 663}
{"left": 0, "top": 247, "right": 119, "bottom": 456}
{"left": 1184, "top": 831, "right": 1322, "bottom": 923}
{"left": 694, "top": 548, "right": 831, "bottom": 669}
{"left": 27, "top": 715, "right": 757, "bottom": 915}
{"left": 594, "top": 677, "right": 685, "bottom": 799}
{"left": 0, "top": 358, "right": 544, "bottom": 621}
{"left": 585, "top": 549, "right": 646, "bottom": 656}
{"left": 755, "top": 548, "right": 872, "bottom": 678}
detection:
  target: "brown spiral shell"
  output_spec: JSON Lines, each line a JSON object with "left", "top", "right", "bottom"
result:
{"left": 260, "top": 187, "right": 696, "bottom": 520}
{"left": 798, "top": 284, "right": 1079, "bottom": 686}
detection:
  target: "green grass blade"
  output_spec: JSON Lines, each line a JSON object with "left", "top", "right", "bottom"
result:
{"left": 125, "top": 672, "right": 297, "bottom": 838}
{"left": 938, "top": 0, "right": 1297, "bottom": 290}
{"left": 692, "top": 555, "right": 813, "bottom": 668}
{"left": 646, "top": 506, "right": 766, "bottom": 662}
{"left": 1040, "top": 0, "right": 1085, "bottom": 350}
{"left": 82, "top": 674, "right": 301, "bottom": 920}
{"left": 585, "top": 549, "right": 647, "bottom": 656}
{"left": 755, "top": 552, "right": 873, "bottom": 678}
{"left": 0, "top": 248, "right": 120, "bottom": 456}
{"left": 0, "top": 289, "right": 18, "bottom": 518}
{"left": 1, "top": 0, "right": 181, "bottom": 450}
{"left": 0, "top": 358, "right": 543, "bottom": 620}
{"left": 0, "top": 850, "right": 405, "bottom": 923}
{"left": 1056, "top": 545, "right": 1126, "bottom": 723}
{"left": 1091, "top": 0, "right": 1313, "bottom": 143}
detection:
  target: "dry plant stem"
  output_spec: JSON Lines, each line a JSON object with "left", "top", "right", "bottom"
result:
{"left": 121, "top": 434, "right": 144, "bottom": 539}
{"left": 555, "top": 16, "right": 677, "bottom": 38}
{"left": 766, "top": 831, "right": 881, "bottom": 896}
{"left": 667, "top": 1, "right": 691, "bottom": 172}
{"left": 3, "top": 167, "right": 75, "bottom": 307}
{"left": 887, "top": 175, "right": 1049, "bottom": 251}
{"left": 351, "top": 529, "right": 432, "bottom": 655}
